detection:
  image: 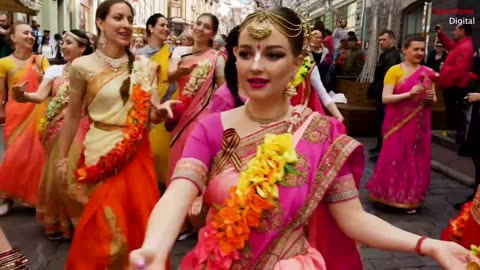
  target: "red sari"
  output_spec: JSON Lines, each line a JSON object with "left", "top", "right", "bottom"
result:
{"left": 291, "top": 65, "right": 325, "bottom": 115}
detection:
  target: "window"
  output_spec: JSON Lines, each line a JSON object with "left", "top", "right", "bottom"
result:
{"left": 335, "top": 1, "right": 357, "bottom": 30}
{"left": 346, "top": 2, "right": 357, "bottom": 28}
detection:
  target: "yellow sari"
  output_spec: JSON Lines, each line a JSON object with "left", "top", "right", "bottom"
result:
{"left": 148, "top": 44, "right": 178, "bottom": 184}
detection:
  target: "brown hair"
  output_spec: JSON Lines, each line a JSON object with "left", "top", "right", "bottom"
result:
{"left": 402, "top": 35, "right": 425, "bottom": 49}
{"left": 95, "top": 0, "right": 135, "bottom": 104}
{"left": 241, "top": 7, "right": 305, "bottom": 56}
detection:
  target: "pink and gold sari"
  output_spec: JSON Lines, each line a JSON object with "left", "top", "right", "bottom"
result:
{"left": 0, "top": 55, "right": 48, "bottom": 206}
{"left": 167, "top": 49, "right": 222, "bottom": 182}
{"left": 366, "top": 65, "right": 434, "bottom": 209}
{"left": 173, "top": 107, "right": 365, "bottom": 269}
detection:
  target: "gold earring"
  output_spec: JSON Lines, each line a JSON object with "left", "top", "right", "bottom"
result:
{"left": 285, "top": 82, "right": 297, "bottom": 97}
{"left": 98, "top": 32, "right": 106, "bottom": 49}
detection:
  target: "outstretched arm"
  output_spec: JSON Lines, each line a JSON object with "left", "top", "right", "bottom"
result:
{"left": 328, "top": 198, "right": 477, "bottom": 269}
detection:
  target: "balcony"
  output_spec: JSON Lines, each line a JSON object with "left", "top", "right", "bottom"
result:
{"left": 2, "top": 0, "right": 42, "bottom": 15}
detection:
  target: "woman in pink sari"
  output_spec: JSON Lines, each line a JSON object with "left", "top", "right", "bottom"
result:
{"left": 366, "top": 35, "right": 437, "bottom": 213}
{"left": 165, "top": 13, "right": 225, "bottom": 181}
{"left": 130, "top": 8, "right": 476, "bottom": 270}
{"left": 165, "top": 13, "right": 225, "bottom": 238}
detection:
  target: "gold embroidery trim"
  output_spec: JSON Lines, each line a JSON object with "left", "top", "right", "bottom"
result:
{"left": 383, "top": 104, "right": 424, "bottom": 140}
{"left": 171, "top": 157, "right": 208, "bottom": 193}
{"left": 104, "top": 207, "right": 128, "bottom": 270}
{"left": 323, "top": 173, "right": 358, "bottom": 203}
{"left": 251, "top": 135, "right": 361, "bottom": 269}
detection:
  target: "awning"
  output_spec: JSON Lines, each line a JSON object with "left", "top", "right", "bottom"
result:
{"left": 0, "top": 0, "right": 41, "bottom": 16}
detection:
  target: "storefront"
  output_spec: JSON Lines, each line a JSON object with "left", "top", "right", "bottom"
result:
{"left": 2, "top": 0, "right": 40, "bottom": 16}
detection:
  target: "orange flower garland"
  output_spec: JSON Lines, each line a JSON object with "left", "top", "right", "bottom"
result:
{"left": 75, "top": 67, "right": 151, "bottom": 183}
{"left": 441, "top": 201, "right": 472, "bottom": 243}
{"left": 193, "top": 133, "right": 298, "bottom": 269}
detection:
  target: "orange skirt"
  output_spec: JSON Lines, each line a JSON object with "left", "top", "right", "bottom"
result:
{"left": 65, "top": 137, "right": 168, "bottom": 269}
{"left": 0, "top": 102, "right": 46, "bottom": 206}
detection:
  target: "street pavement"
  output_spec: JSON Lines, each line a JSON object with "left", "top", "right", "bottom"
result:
{"left": 0, "top": 130, "right": 474, "bottom": 270}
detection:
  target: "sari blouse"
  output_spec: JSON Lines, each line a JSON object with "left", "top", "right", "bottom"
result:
{"left": 172, "top": 108, "right": 365, "bottom": 269}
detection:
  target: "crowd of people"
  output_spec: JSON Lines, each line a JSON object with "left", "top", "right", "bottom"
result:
{"left": 0, "top": 0, "right": 479, "bottom": 269}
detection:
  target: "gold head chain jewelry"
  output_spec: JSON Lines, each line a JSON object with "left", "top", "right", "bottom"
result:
{"left": 241, "top": 9, "right": 312, "bottom": 41}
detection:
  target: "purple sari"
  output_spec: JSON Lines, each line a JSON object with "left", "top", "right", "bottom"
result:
{"left": 366, "top": 65, "right": 435, "bottom": 209}
{"left": 171, "top": 107, "right": 365, "bottom": 269}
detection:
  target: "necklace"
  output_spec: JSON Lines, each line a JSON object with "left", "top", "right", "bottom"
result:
{"left": 96, "top": 49, "right": 128, "bottom": 72}
{"left": 12, "top": 52, "right": 31, "bottom": 61}
{"left": 245, "top": 104, "right": 290, "bottom": 127}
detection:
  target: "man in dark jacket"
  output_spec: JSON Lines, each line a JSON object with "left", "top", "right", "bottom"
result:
{"left": 437, "top": 23, "right": 474, "bottom": 131}
{"left": 369, "top": 30, "right": 401, "bottom": 157}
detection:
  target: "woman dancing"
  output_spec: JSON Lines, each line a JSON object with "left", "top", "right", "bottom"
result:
{"left": 130, "top": 7, "right": 477, "bottom": 270}
{"left": 0, "top": 22, "right": 50, "bottom": 212}
{"left": 13, "top": 30, "right": 93, "bottom": 240}
{"left": 56, "top": 0, "right": 177, "bottom": 268}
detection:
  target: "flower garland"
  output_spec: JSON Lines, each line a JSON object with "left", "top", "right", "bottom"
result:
{"left": 291, "top": 56, "right": 314, "bottom": 88}
{"left": 39, "top": 82, "right": 69, "bottom": 134}
{"left": 441, "top": 201, "right": 472, "bottom": 243}
{"left": 194, "top": 133, "right": 299, "bottom": 269}
{"left": 165, "top": 58, "right": 212, "bottom": 131}
{"left": 74, "top": 58, "right": 152, "bottom": 183}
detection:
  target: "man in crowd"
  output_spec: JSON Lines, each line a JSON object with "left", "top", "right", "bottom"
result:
{"left": 0, "top": 12, "right": 12, "bottom": 58}
{"left": 369, "top": 30, "right": 401, "bottom": 161}
{"left": 436, "top": 23, "right": 474, "bottom": 131}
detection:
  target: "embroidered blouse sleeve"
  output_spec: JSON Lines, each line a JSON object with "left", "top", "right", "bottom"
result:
{"left": 171, "top": 116, "right": 215, "bottom": 195}
{"left": 323, "top": 165, "right": 359, "bottom": 203}
{"left": 69, "top": 59, "right": 87, "bottom": 97}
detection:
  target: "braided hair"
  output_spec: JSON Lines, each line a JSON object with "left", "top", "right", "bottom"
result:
{"left": 224, "top": 26, "right": 244, "bottom": 108}
{"left": 95, "top": 0, "right": 135, "bottom": 104}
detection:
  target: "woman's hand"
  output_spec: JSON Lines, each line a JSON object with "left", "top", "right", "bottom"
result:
{"left": 56, "top": 158, "right": 68, "bottom": 181}
{"left": 129, "top": 248, "right": 166, "bottom": 270}
{"left": 409, "top": 85, "right": 424, "bottom": 97}
{"left": 424, "top": 239, "right": 480, "bottom": 270}
{"left": 188, "top": 195, "right": 203, "bottom": 216}
{"left": 12, "top": 81, "right": 29, "bottom": 103}
{"left": 150, "top": 100, "right": 182, "bottom": 124}
{"left": 465, "top": 93, "right": 480, "bottom": 103}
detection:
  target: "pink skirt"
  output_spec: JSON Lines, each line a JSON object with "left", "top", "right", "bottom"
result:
{"left": 274, "top": 246, "right": 326, "bottom": 270}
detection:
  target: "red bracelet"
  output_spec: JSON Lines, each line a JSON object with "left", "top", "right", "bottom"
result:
{"left": 415, "top": 236, "right": 428, "bottom": 256}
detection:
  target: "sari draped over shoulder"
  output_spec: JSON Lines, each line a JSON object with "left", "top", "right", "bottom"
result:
{"left": 167, "top": 49, "right": 221, "bottom": 183}
{"left": 65, "top": 56, "right": 163, "bottom": 269}
{"left": 36, "top": 65, "right": 90, "bottom": 238}
{"left": 0, "top": 55, "right": 48, "bottom": 206}
{"left": 147, "top": 44, "right": 178, "bottom": 184}
{"left": 173, "top": 107, "right": 365, "bottom": 269}
{"left": 291, "top": 65, "right": 325, "bottom": 115}
{"left": 366, "top": 65, "right": 434, "bottom": 209}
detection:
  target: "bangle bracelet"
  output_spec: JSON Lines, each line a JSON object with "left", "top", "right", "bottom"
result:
{"left": 415, "top": 236, "right": 428, "bottom": 256}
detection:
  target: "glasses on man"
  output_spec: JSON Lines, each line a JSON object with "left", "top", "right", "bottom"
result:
{"left": 436, "top": 45, "right": 443, "bottom": 49}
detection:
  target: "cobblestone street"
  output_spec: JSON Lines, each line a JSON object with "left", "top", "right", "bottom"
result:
{"left": 0, "top": 136, "right": 473, "bottom": 269}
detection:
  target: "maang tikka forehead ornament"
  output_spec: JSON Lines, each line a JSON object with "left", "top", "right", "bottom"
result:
{"left": 243, "top": 9, "right": 312, "bottom": 41}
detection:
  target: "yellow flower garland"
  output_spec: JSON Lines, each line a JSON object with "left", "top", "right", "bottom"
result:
{"left": 291, "top": 56, "right": 314, "bottom": 88}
